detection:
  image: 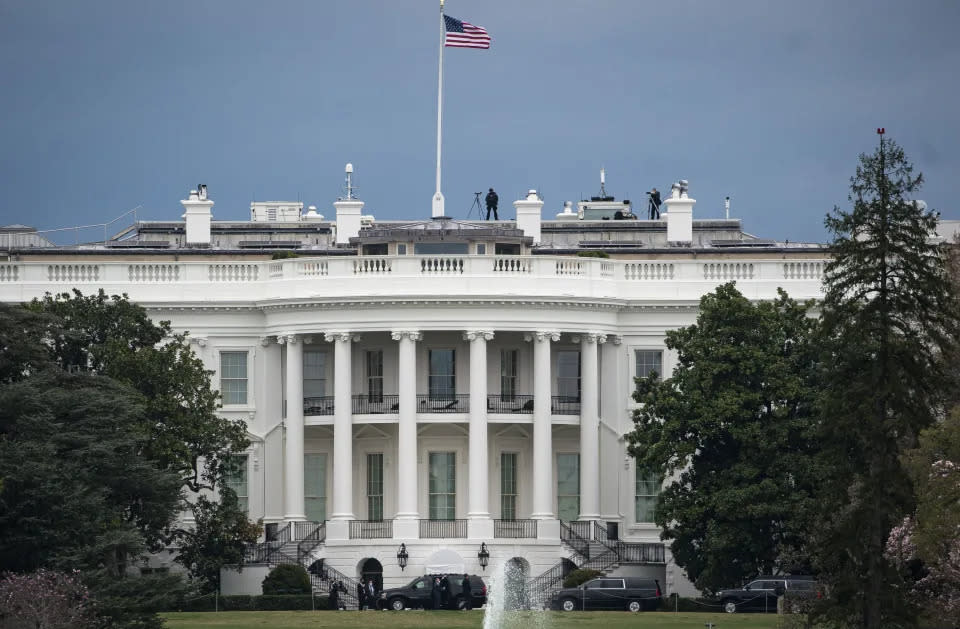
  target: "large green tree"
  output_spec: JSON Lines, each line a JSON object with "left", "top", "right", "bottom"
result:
{"left": 812, "top": 134, "right": 959, "bottom": 628}
{"left": 626, "top": 283, "right": 820, "bottom": 593}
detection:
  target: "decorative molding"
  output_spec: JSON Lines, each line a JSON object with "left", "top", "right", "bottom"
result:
{"left": 463, "top": 330, "right": 494, "bottom": 342}
{"left": 390, "top": 330, "right": 422, "bottom": 342}
{"left": 189, "top": 336, "right": 208, "bottom": 348}
{"left": 523, "top": 331, "right": 561, "bottom": 343}
{"left": 611, "top": 335, "right": 623, "bottom": 345}
{"left": 259, "top": 336, "right": 271, "bottom": 347}
{"left": 583, "top": 332, "right": 606, "bottom": 344}
{"left": 324, "top": 331, "right": 359, "bottom": 343}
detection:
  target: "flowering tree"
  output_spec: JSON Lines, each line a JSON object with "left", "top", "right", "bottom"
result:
{"left": 0, "top": 569, "right": 96, "bottom": 629}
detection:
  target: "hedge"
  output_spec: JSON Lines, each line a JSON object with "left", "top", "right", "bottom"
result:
{"left": 176, "top": 594, "right": 330, "bottom": 612}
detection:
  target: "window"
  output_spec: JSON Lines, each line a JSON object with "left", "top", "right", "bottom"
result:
{"left": 304, "top": 453, "right": 327, "bottom": 522}
{"left": 501, "top": 452, "right": 518, "bottom": 520}
{"left": 303, "top": 351, "right": 327, "bottom": 398}
{"left": 557, "top": 350, "right": 581, "bottom": 400}
{"left": 366, "top": 350, "right": 383, "bottom": 402}
{"left": 397, "top": 244, "right": 407, "bottom": 255}
{"left": 223, "top": 454, "right": 248, "bottom": 513}
{"left": 557, "top": 453, "right": 580, "bottom": 522}
{"left": 428, "top": 452, "right": 456, "bottom": 520}
{"left": 428, "top": 349, "right": 455, "bottom": 400}
{"left": 414, "top": 242, "right": 468, "bottom": 255}
{"left": 635, "top": 350, "right": 663, "bottom": 386}
{"left": 495, "top": 243, "right": 520, "bottom": 255}
{"left": 635, "top": 468, "right": 660, "bottom": 523}
{"left": 367, "top": 453, "right": 384, "bottom": 521}
{"left": 476, "top": 244, "right": 486, "bottom": 255}
{"left": 500, "top": 349, "right": 518, "bottom": 399}
{"left": 220, "top": 352, "right": 248, "bottom": 405}
{"left": 363, "top": 243, "right": 388, "bottom": 255}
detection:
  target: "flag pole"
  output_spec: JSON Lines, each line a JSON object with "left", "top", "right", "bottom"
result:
{"left": 432, "top": 0, "right": 445, "bottom": 218}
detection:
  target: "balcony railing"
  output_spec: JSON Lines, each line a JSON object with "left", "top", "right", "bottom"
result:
{"left": 494, "top": 519, "right": 538, "bottom": 538}
{"left": 615, "top": 542, "right": 665, "bottom": 564}
{"left": 303, "top": 396, "right": 334, "bottom": 416}
{"left": 419, "top": 519, "right": 467, "bottom": 538}
{"left": 487, "top": 394, "right": 534, "bottom": 414}
{"left": 349, "top": 519, "right": 394, "bottom": 539}
{"left": 416, "top": 394, "right": 469, "bottom": 413}
{"left": 551, "top": 395, "right": 581, "bottom": 415}
{"left": 351, "top": 394, "right": 399, "bottom": 414}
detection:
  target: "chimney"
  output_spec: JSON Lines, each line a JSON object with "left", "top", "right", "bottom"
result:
{"left": 181, "top": 185, "right": 214, "bottom": 245}
{"left": 665, "top": 180, "right": 694, "bottom": 245}
{"left": 515, "top": 189, "right": 544, "bottom": 244}
{"left": 334, "top": 198, "right": 364, "bottom": 245}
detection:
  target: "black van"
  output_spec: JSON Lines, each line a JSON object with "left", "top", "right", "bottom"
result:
{"left": 381, "top": 574, "right": 487, "bottom": 610}
{"left": 551, "top": 577, "right": 662, "bottom": 612}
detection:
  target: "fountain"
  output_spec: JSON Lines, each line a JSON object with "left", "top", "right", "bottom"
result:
{"left": 482, "top": 559, "right": 552, "bottom": 629}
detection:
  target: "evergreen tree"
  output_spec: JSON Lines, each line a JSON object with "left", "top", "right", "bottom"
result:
{"left": 626, "top": 283, "right": 820, "bottom": 592}
{"left": 812, "top": 132, "right": 959, "bottom": 628}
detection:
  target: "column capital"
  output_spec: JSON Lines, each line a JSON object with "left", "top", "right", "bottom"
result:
{"left": 391, "top": 330, "right": 422, "bottom": 342}
{"left": 189, "top": 336, "right": 208, "bottom": 348}
{"left": 610, "top": 335, "right": 623, "bottom": 346}
{"left": 258, "top": 336, "right": 272, "bottom": 347}
{"left": 463, "top": 330, "right": 494, "bottom": 342}
{"left": 278, "top": 333, "right": 298, "bottom": 345}
{"left": 324, "top": 331, "right": 360, "bottom": 343}
{"left": 581, "top": 332, "right": 607, "bottom": 344}
{"left": 524, "top": 331, "right": 560, "bottom": 343}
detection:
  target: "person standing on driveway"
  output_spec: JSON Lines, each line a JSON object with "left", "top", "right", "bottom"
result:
{"left": 461, "top": 574, "right": 472, "bottom": 610}
{"left": 357, "top": 580, "right": 366, "bottom": 610}
{"left": 432, "top": 576, "right": 442, "bottom": 610}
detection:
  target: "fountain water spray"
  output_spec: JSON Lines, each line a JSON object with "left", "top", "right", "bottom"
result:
{"left": 482, "top": 560, "right": 552, "bottom": 629}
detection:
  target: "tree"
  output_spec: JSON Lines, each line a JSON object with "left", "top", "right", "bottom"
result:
{"left": 175, "top": 492, "right": 263, "bottom": 594}
{"left": 626, "top": 283, "right": 820, "bottom": 593}
{"left": 812, "top": 133, "right": 959, "bottom": 628}
{"left": 0, "top": 569, "right": 97, "bottom": 629}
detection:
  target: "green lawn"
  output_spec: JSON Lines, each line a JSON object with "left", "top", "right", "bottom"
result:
{"left": 161, "top": 610, "right": 788, "bottom": 629}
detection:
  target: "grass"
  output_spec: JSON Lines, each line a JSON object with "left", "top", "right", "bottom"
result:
{"left": 160, "top": 610, "right": 790, "bottom": 629}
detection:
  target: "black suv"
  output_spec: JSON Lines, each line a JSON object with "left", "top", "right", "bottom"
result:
{"left": 551, "top": 577, "right": 662, "bottom": 612}
{"left": 718, "top": 575, "right": 817, "bottom": 613}
{"left": 380, "top": 574, "right": 487, "bottom": 610}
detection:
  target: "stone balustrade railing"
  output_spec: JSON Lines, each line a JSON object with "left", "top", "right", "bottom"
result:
{"left": 0, "top": 255, "right": 828, "bottom": 303}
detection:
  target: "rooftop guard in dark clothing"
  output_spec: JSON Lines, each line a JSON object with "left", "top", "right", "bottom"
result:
{"left": 485, "top": 188, "right": 499, "bottom": 220}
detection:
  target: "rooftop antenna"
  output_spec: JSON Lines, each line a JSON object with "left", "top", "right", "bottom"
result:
{"left": 344, "top": 163, "right": 356, "bottom": 200}
{"left": 599, "top": 167, "right": 607, "bottom": 198}
{"left": 725, "top": 196, "right": 731, "bottom": 219}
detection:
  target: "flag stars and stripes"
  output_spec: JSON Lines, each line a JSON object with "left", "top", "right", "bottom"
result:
{"left": 444, "top": 15, "right": 491, "bottom": 49}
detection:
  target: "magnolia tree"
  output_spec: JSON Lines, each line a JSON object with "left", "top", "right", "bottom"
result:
{"left": 0, "top": 569, "right": 96, "bottom": 629}
{"left": 886, "top": 511, "right": 960, "bottom": 617}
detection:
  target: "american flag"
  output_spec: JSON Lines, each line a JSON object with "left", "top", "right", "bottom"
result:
{"left": 444, "top": 15, "right": 490, "bottom": 49}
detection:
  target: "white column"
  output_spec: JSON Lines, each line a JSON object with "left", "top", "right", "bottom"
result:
{"left": 578, "top": 333, "right": 604, "bottom": 520}
{"left": 327, "top": 331, "right": 357, "bottom": 520}
{"left": 465, "top": 330, "right": 493, "bottom": 520}
{"left": 392, "top": 330, "right": 421, "bottom": 520}
{"left": 528, "top": 331, "right": 559, "bottom": 519}
{"left": 282, "top": 334, "right": 306, "bottom": 521}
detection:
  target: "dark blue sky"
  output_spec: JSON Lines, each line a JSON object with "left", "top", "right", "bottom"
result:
{"left": 2, "top": 0, "right": 958, "bottom": 245}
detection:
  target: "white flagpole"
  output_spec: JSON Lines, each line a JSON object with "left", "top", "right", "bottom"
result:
{"left": 432, "top": 0, "right": 445, "bottom": 218}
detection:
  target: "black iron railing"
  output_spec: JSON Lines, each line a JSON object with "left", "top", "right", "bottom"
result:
{"left": 551, "top": 395, "right": 581, "bottom": 414}
{"left": 416, "top": 394, "right": 469, "bottom": 413}
{"left": 615, "top": 542, "right": 666, "bottom": 564}
{"left": 494, "top": 519, "right": 537, "bottom": 538}
{"left": 487, "top": 394, "right": 534, "bottom": 414}
{"left": 296, "top": 522, "right": 326, "bottom": 563}
{"left": 352, "top": 395, "right": 399, "bottom": 414}
{"left": 419, "top": 519, "right": 467, "bottom": 538}
{"left": 560, "top": 520, "right": 592, "bottom": 561}
{"left": 565, "top": 520, "right": 592, "bottom": 541}
{"left": 349, "top": 519, "right": 394, "bottom": 539}
{"left": 303, "top": 396, "right": 335, "bottom": 416}
{"left": 526, "top": 560, "right": 574, "bottom": 610}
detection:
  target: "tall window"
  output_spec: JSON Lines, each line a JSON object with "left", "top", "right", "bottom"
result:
{"left": 557, "top": 453, "right": 580, "bottom": 522}
{"left": 428, "top": 452, "right": 456, "bottom": 520}
{"left": 500, "top": 349, "right": 518, "bottom": 400}
{"left": 557, "top": 350, "right": 581, "bottom": 400}
{"left": 367, "top": 453, "right": 384, "bottom": 521}
{"left": 635, "top": 468, "right": 661, "bottom": 523}
{"left": 366, "top": 350, "right": 383, "bottom": 402}
{"left": 304, "top": 453, "right": 327, "bottom": 522}
{"left": 429, "top": 349, "right": 455, "bottom": 400}
{"left": 635, "top": 350, "right": 663, "bottom": 389}
{"left": 223, "top": 454, "right": 248, "bottom": 513}
{"left": 220, "top": 351, "right": 248, "bottom": 405}
{"left": 303, "top": 351, "right": 327, "bottom": 397}
{"left": 501, "top": 452, "right": 518, "bottom": 520}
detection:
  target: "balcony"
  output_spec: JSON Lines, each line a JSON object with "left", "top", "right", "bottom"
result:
{"left": 493, "top": 519, "right": 538, "bottom": 538}
{"left": 304, "top": 396, "right": 334, "bottom": 416}
{"left": 551, "top": 395, "right": 581, "bottom": 415}
{"left": 351, "top": 394, "right": 399, "bottom": 414}
{"left": 416, "top": 394, "right": 469, "bottom": 413}
{"left": 349, "top": 519, "right": 394, "bottom": 539}
{"left": 487, "top": 394, "right": 534, "bottom": 414}
{"left": 419, "top": 519, "right": 467, "bottom": 538}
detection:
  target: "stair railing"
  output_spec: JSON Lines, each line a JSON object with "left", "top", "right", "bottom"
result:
{"left": 559, "top": 520, "right": 591, "bottom": 561}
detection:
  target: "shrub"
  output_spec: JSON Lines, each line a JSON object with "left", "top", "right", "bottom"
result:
{"left": 175, "top": 594, "right": 325, "bottom": 612}
{"left": 271, "top": 251, "right": 300, "bottom": 260}
{"left": 261, "top": 564, "right": 310, "bottom": 595}
{"left": 576, "top": 250, "right": 610, "bottom": 258}
{"left": 0, "top": 569, "right": 97, "bottom": 629}
{"left": 562, "top": 568, "right": 603, "bottom": 588}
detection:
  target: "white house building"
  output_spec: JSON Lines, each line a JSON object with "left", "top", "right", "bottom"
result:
{"left": 0, "top": 178, "right": 829, "bottom": 603}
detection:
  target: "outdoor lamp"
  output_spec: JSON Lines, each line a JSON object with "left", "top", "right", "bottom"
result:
{"left": 478, "top": 542, "right": 490, "bottom": 570}
{"left": 397, "top": 543, "right": 409, "bottom": 571}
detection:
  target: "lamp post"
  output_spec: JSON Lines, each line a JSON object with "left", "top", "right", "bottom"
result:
{"left": 478, "top": 542, "right": 490, "bottom": 570}
{"left": 397, "top": 543, "right": 409, "bottom": 571}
